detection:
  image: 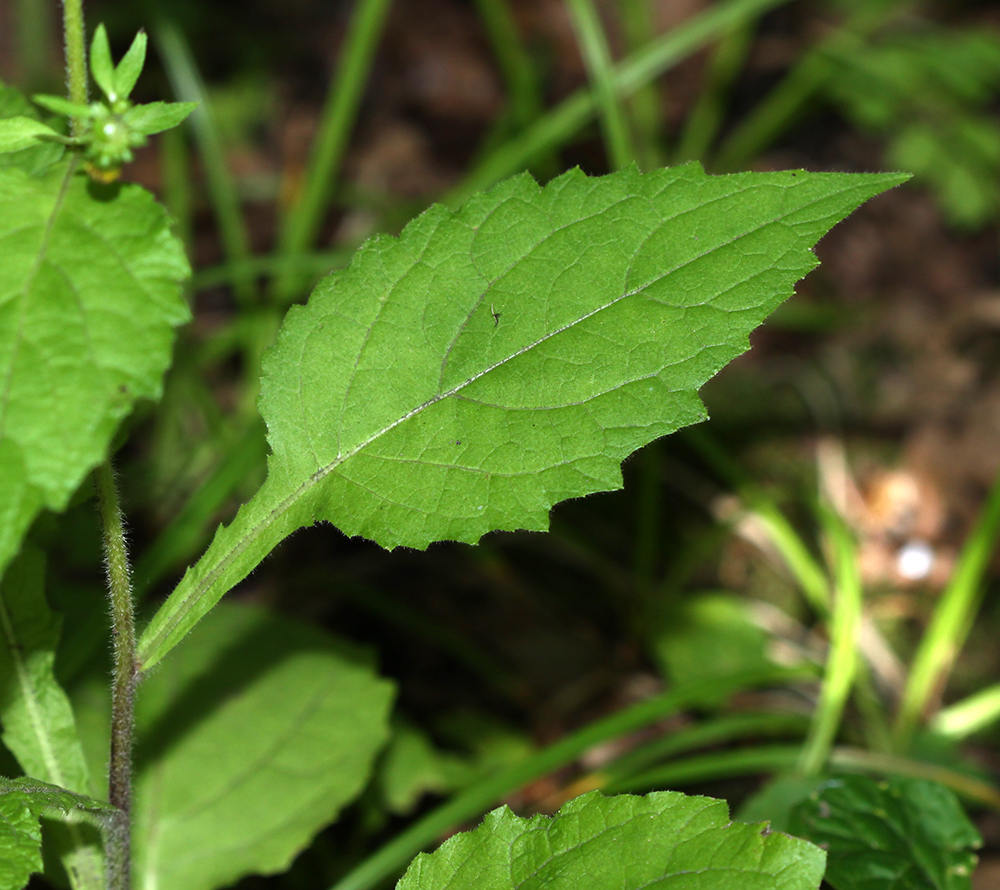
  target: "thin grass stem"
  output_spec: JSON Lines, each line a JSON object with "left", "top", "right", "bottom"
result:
{"left": 472, "top": 0, "right": 541, "bottom": 131}
{"left": 154, "top": 21, "right": 255, "bottom": 307}
{"left": 673, "top": 22, "right": 753, "bottom": 164}
{"left": 271, "top": 0, "right": 392, "bottom": 304}
{"left": 448, "top": 0, "right": 790, "bottom": 205}
{"left": 797, "top": 506, "right": 862, "bottom": 775}
{"left": 565, "top": 0, "right": 635, "bottom": 169}
{"left": 895, "top": 467, "right": 1000, "bottom": 748}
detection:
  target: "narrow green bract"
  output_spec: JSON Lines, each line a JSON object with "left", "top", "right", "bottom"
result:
{"left": 397, "top": 790, "right": 826, "bottom": 890}
{"left": 139, "top": 163, "right": 907, "bottom": 669}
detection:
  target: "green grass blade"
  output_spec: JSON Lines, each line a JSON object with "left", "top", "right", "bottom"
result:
{"left": 608, "top": 744, "right": 804, "bottom": 793}
{"left": 712, "top": 7, "right": 892, "bottom": 171}
{"left": 448, "top": 0, "right": 791, "bottom": 205}
{"left": 895, "top": 466, "right": 1000, "bottom": 748}
{"left": 797, "top": 505, "right": 862, "bottom": 775}
{"left": 674, "top": 22, "right": 754, "bottom": 164}
{"left": 565, "top": 0, "right": 635, "bottom": 169}
{"left": 620, "top": 0, "right": 663, "bottom": 169}
{"left": 154, "top": 21, "right": 255, "bottom": 306}
{"left": 932, "top": 683, "right": 1000, "bottom": 739}
{"left": 472, "top": 0, "right": 542, "bottom": 130}
{"left": 271, "top": 0, "right": 393, "bottom": 304}
{"left": 830, "top": 747, "right": 1000, "bottom": 811}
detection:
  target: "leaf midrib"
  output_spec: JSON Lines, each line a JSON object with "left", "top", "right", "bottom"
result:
{"left": 138, "top": 179, "right": 872, "bottom": 667}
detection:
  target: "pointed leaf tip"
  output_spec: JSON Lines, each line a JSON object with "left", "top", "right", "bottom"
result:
{"left": 89, "top": 24, "right": 117, "bottom": 100}
{"left": 138, "top": 164, "right": 905, "bottom": 670}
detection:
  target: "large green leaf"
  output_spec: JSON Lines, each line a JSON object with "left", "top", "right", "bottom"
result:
{"left": 139, "top": 164, "right": 906, "bottom": 669}
{"left": 788, "top": 775, "right": 981, "bottom": 890}
{"left": 397, "top": 789, "right": 825, "bottom": 890}
{"left": 76, "top": 603, "right": 394, "bottom": 890}
{"left": 0, "top": 162, "right": 190, "bottom": 583}
{"left": 0, "top": 547, "right": 103, "bottom": 890}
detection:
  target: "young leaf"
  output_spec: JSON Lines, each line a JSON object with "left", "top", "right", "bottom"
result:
{"left": 88, "top": 25, "right": 117, "bottom": 101}
{"left": 788, "top": 775, "right": 981, "bottom": 890}
{"left": 0, "top": 548, "right": 104, "bottom": 890}
{"left": 0, "top": 85, "right": 66, "bottom": 175}
{"left": 113, "top": 30, "right": 148, "bottom": 100}
{"left": 397, "top": 790, "right": 825, "bottom": 890}
{"left": 30, "top": 95, "right": 92, "bottom": 119}
{"left": 75, "top": 603, "right": 394, "bottom": 890}
{"left": 122, "top": 101, "right": 197, "bottom": 137}
{"left": 0, "top": 164, "right": 190, "bottom": 586}
{"left": 138, "top": 164, "right": 907, "bottom": 669}
{"left": 0, "top": 118, "right": 63, "bottom": 153}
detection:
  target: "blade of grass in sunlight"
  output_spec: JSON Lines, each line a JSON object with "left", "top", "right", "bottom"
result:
{"left": 932, "top": 683, "right": 1000, "bottom": 739}
{"left": 895, "top": 466, "right": 1000, "bottom": 748}
{"left": 798, "top": 505, "right": 863, "bottom": 775}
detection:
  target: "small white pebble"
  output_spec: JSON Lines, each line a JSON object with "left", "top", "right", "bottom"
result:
{"left": 897, "top": 540, "right": 934, "bottom": 581}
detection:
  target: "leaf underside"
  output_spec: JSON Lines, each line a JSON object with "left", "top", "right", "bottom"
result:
{"left": 397, "top": 790, "right": 826, "bottom": 890}
{"left": 139, "top": 163, "right": 907, "bottom": 669}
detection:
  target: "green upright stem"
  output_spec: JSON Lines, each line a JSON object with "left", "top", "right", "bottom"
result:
{"left": 61, "top": 0, "right": 88, "bottom": 135}
{"left": 94, "top": 462, "right": 138, "bottom": 890}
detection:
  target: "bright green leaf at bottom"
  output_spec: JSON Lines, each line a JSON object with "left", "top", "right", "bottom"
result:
{"left": 94, "top": 604, "right": 395, "bottom": 890}
{"left": 789, "top": 776, "right": 981, "bottom": 890}
{"left": 398, "top": 790, "right": 825, "bottom": 890}
{"left": 140, "top": 163, "right": 908, "bottom": 670}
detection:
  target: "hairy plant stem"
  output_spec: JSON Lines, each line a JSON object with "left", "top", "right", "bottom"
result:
{"left": 61, "top": 0, "right": 88, "bottom": 135}
{"left": 94, "top": 462, "right": 137, "bottom": 890}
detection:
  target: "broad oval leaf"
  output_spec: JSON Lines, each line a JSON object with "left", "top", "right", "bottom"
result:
{"left": 397, "top": 790, "right": 826, "bottom": 890}
{"left": 789, "top": 775, "right": 982, "bottom": 890}
{"left": 76, "top": 603, "right": 394, "bottom": 890}
{"left": 138, "top": 164, "right": 907, "bottom": 669}
{"left": 0, "top": 163, "right": 190, "bottom": 583}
